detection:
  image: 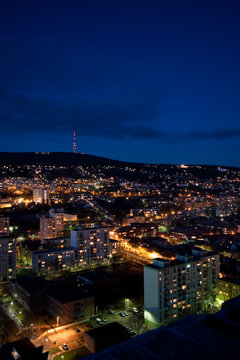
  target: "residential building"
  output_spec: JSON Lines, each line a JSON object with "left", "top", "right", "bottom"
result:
{"left": 84, "top": 322, "right": 129, "bottom": 353}
{"left": 32, "top": 247, "right": 75, "bottom": 274}
{"left": 81, "top": 297, "right": 240, "bottom": 360}
{"left": 45, "top": 284, "right": 94, "bottom": 324}
{"left": 48, "top": 212, "right": 64, "bottom": 235}
{"left": 0, "top": 216, "right": 10, "bottom": 235}
{"left": 144, "top": 247, "right": 220, "bottom": 325}
{"left": 0, "top": 338, "right": 48, "bottom": 360}
{"left": 217, "top": 277, "right": 240, "bottom": 304}
{"left": 0, "top": 236, "right": 16, "bottom": 281}
{"left": 10, "top": 277, "right": 46, "bottom": 312}
{"left": 40, "top": 216, "right": 55, "bottom": 242}
{"left": 71, "top": 225, "right": 110, "bottom": 264}
{"left": 33, "top": 188, "right": 50, "bottom": 204}
{"left": 40, "top": 213, "right": 64, "bottom": 243}
{"left": 43, "top": 236, "right": 70, "bottom": 249}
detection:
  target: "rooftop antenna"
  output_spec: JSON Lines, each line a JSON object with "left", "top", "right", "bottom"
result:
{"left": 73, "top": 130, "right": 77, "bottom": 153}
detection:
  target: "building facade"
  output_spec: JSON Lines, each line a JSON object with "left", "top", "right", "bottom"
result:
{"left": 43, "top": 236, "right": 70, "bottom": 249}
{"left": 45, "top": 285, "right": 94, "bottom": 324}
{"left": 33, "top": 188, "right": 50, "bottom": 204}
{"left": 144, "top": 248, "right": 220, "bottom": 325}
{"left": 0, "top": 236, "right": 16, "bottom": 281}
{"left": 0, "top": 216, "right": 10, "bottom": 236}
{"left": 40, "top": 213, "right": 64, "bottom": 242}
{"left": 217, "top": 277, "right": 240, "bottom": 304}
{"left": 71, "top": 225, "right": 110, "bottom": 264}
{"left": 32, "top": 247, "right": 75, "bottom": 274}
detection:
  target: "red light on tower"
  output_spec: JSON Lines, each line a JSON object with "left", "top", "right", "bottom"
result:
{"left": 73, "top": 130, "right": 77, "bottom": 153}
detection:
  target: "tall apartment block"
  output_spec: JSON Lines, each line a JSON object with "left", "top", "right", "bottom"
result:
{"left": 0, "top": 236, "right": 16, "bottom": 281}
{"left": 70, "top": 225, "right": 110, "bottom": 264}
{"left": 40, "top": 213, "right": 64, "bottom": 243}
{"left": 33, "top": 188, "right": 50, "bottom": 204}
{"left": 0, "top": 216, "right": 10, "bottom": 236}
{"left": 144, "top": 247, "right": 220, "bottom": 325}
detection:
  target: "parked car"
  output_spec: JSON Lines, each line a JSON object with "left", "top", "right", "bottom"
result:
{"left": 128, "top": 330, "right": 136, "bottom": 337}
{"left": 132, "top": 307, "right": 139, "bottom": 313}
{"left": 62, "top": 344, "right": 69, "bottom": 351}
{"left": 96, "top": 318, "right": 103, "bottom": 325}
{"left": 119, "top": 312, "right": 126, "bottom": 317}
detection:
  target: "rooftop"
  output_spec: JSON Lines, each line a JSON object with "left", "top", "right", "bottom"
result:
{"left": 33, "top": 247, "right": 75, "bottom": 255}
{"left": 47, "top": 283, "right": 92, "bottom": 303}
{"left": 11, "top": 276, "right": 46, "bottom": 293}
{"left": 84, "top": 297, "right": 240, "bottom": 360}
{"left": 86, "top": 322, "right": 128, "bottom": 339}
{"left": 0, "top": 338, "right": 48, "bottom": 360}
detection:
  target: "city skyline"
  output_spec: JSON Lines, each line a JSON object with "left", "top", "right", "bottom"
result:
{"left": 1, "top": 0, "right": 240, "bottom": 166}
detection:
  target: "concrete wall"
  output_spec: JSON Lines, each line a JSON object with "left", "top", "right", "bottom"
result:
{"left": 144, "top": 266, "right": 160, "bottom": 325}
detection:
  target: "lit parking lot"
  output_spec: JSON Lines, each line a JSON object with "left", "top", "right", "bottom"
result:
{"left": 48, "top": 327, "right": 84, "bottom": 350}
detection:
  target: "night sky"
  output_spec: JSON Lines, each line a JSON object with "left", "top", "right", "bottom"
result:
{"left": 1, "top": 0, "right": 240, "bottom": 166}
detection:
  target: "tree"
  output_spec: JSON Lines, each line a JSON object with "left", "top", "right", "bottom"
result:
{"left": 128, "top": 314, "right": 145, "bottom": 335}
{"left": 200, "top": 288, "right": 218, "bottom": 314}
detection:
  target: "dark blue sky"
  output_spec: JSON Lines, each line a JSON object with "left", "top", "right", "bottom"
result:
{"left": 1, "top": 0, "right": 240, "bottom": 166}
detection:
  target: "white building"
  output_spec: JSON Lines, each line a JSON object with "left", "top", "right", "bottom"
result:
{"left": 71, "top": 225, "right": 110, "bottom": 264}
{"left": 144, "top": 247, "right": 220, "bottom": 325}
{"left": 33, "top": 188, "right": 50, "bottom": 204}
{"left": 32, "top": 247, "right": 75, "bottom": 274}
{"left": 0, "top": 216, "right": 10, "bottom": 236}
{"left": 0, "top": 236, "right": 16, "bottom": 281}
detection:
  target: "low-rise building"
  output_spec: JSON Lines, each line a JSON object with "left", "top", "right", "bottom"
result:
{"left": 0, "top": 338, "right": 48, "bottom": 360}
{"left": 84, "top": 322, "right": 129, "bottom": 353}
{"left": 32, "top": 247, "right": 75, "bottom": 274}
{"left": 10, "top": 277, "right": 46, "bottom": 312}
{"left": 45, "top": 284, "right": 94, "bottom": 324}
{"left": 43, "top": 236, "right": 70, "bottom": 249}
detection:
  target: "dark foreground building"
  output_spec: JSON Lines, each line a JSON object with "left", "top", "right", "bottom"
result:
{"left": 83, "top": 296, "right": 240, "bottom": 360}
{"left": 0, "top": 338, "right": 48, "bottom": 360}
{"left": 84, "top": 322, "right": 129, "bottom": 352}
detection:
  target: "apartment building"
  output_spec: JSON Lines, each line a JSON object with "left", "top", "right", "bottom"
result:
{"left": 144, "top": 247, "right": 220, "bottom": 325}
{"left": 71, "top": 225, "right": 110, "bottom": 264}
{"left": 32, "top": 247, "right": 75, "bottom": 274}
{"left": 40, "top": 213, "right": 64, "bottom": 242}
{"left": 217, "top": 277, "right": 240, "bottom": 304}
{"left": 33, "top": 188, "right": 50, "bottom": 204}
{"left": 0, "top": 236, "right": 16, "bottom": 281}
{"left": 0, "top": 216, "right": 10, "bottom": 236}
{"left": 43, "top": 236, "right": 70, "bottom": 249}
